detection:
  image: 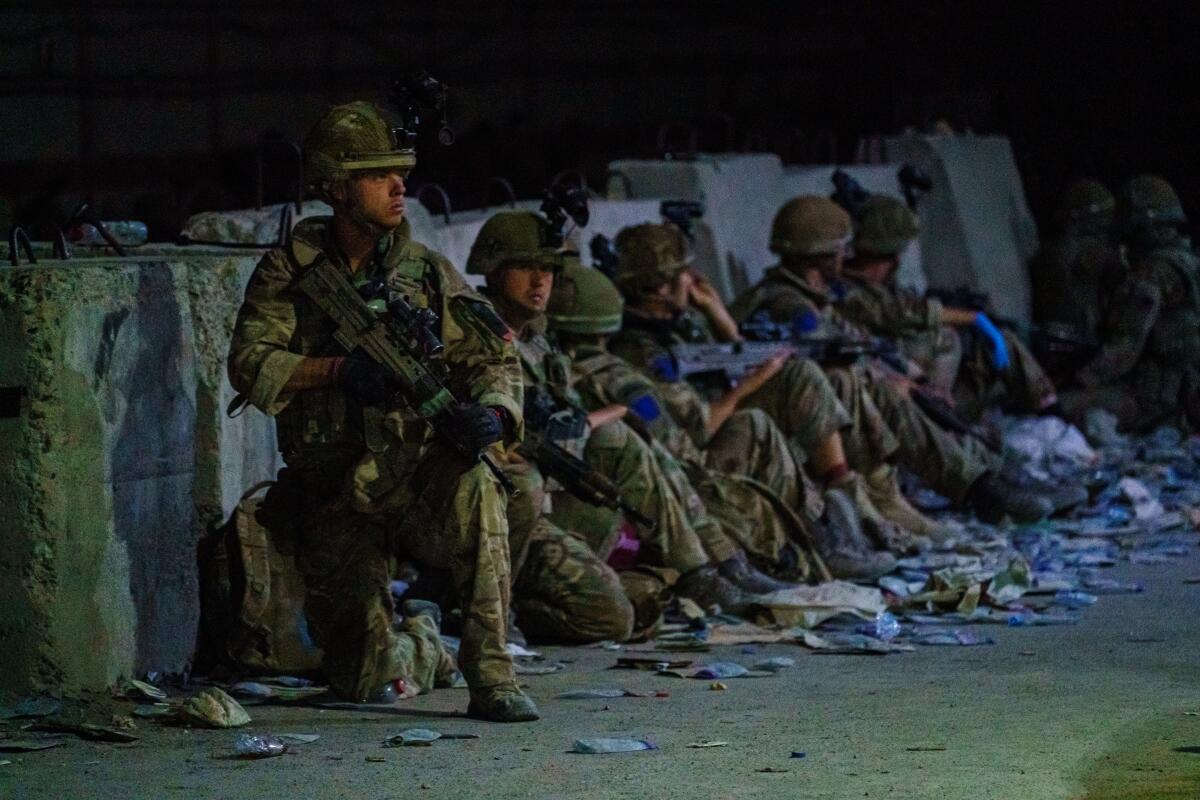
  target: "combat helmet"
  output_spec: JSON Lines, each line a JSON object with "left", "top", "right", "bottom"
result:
{"left": 546, "top": 258, "right": 624, "bottom": 335}
{"left": 466, "top": 210, "right": 565, "bottom": 276}
{"left": 613, "top": 223, "right": 690, "bottom": 296}
{"left": 1119, "top": 174, "right": 1187, "bottom": 230}
{"left": 304, "top": 102, "right": 415, "bottom": 200}
{"left": 853, "top": 195, "right": 920, "bottom": 257}
{"left": 1055, "top": 179, "right": 1115, "bottom": 228}
{"left": 770, "top": 196, "right": 853, "bottom": 256}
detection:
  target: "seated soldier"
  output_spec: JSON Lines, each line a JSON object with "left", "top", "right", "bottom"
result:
{"left": 1060, "top": 175, "right": 1200, "bottom": 433}
{"left": 466, "top": 210, "right": 797, "bottom": 618}
{"left": 547, "top": 258, "right": 897, "bottom": 580}
{"left": 726, "top": 196, "right": 1085, "bottom": 520}
{"left": 841, "top": 194, "right": 1061, "bottom": 421}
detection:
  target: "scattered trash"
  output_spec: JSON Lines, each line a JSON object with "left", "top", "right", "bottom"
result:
{"left": 125, "top": 679, "right": 168, "bottom": 703}
{"left": 905, "top": 746, "right": 948, "bottom": 752}
{"left": 0, "top": 760, "right": 10, "bottom": 766}
{"left": 30, "top": 721, "right": 138, "bottom": 744}
{"left": 514, "top": 662, "right": 566, "bottom": 676}
{"left": 790, "top": 751, "right": 806, "bottom": 758}
{"left": 691, "top": 663, "right": 749, "bottom": 680}
{"left": 756, "top": 766, "right": 789, "bottom": 773}
{"left": 905, "top": 629, "right": 994, "bottom": 647}
{"left": 276, "top": 733, "right": 321, "bottom": 745}
{"left": 229, "top": 682, "right": 276, "bottom": 700}
{"left": 1003, "top": 416, "right": 1097, "bottom": 480}
{"left": 505, "top": 643, "right": 542, "bottom": 658}
{"left": 555, "top": 689, "right": 640, "bottom": 700}
{"left": 801, "top": 632, "right": 913, "bottom": 655}
{"left": 0, "top": 698, "right": 62, "bottom": 719}
{"left": 614, "top": 657, "right": 692, "bottom": 671}
{"left": 365, "top": 755, "right": 387, "bottom": 763}
{"left": 710, "top": 682, "right": 727, "bottom": 691}
{"left": 751, "top": 582, "right": 886, "bottom": 628}
{"left": 570, "top": 738, "right": 657, "bottom": 754}
{"left": 751, "top": 657, "right": 796, "bottom": 672}
{"left": 1117, "top": 477, "right": 1165, "bottom": 521}
{"left": 0, "top": 739, "right": 64, "bottom": 753}
{"left": 596, "top": 641, "right": 624, "bottom": 652}
{"left": 1053, "top": 590, "right": 1099, "bottom": 609}
{"left": 855, "top": 611, "right": 902, "bottom": 642}
{"left": 384, "top": 729, "right": 442, "bottom": 747}
{"left": 179, "top": 688, "right": 251, "bottom": 729}
{"left": 687, "top": 741, "right": 728, "bottom": 748}
{"left": 233, "top": 734, "right": 287, "bottom": 759}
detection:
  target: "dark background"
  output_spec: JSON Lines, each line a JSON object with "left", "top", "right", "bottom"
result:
{"left": 1, "top": 1, "right": 1196, "bottom": 240}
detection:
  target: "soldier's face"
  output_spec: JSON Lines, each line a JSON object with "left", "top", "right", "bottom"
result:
{"left": 341, "top": 169, "right": 407, "bottom": 229}
{"left": 497, "top": 263, "right": 556, "bottom": 315}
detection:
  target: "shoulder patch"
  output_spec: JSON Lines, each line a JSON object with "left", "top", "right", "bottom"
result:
{"left": 627, "top": 393, "right": 663, "bottom": 423}
{"left": 650, "top": 353, "right": 681, "bottom": 382}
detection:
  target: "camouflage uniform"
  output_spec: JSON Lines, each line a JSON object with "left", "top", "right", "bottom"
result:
{"left": 730, "top": 260, "right": 993, "bottom": 504}
{"left": 229, "top": 215, "right": 520, "bottom": 702}
{"left": 842, "top": 195, "right": 1057, "bottom": 418}
{"left": 1061, "top": 176, "right": 1200, "bottom": 432}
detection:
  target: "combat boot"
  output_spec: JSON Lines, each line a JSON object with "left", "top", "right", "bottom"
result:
{"left": 830, "top": 471, "right": 931, "bottom": 554}
{"left": 864, "top": 465, "right": 964, "bottom": 547}
{"left": 467, "top": 683, "right": 540, "bottom": 723}
{"left": 816, "top": 488, "right": 897, "bottom": 582}
{"left": 997, "top": 461, "right": 1090, "bottom": 515}
{"left": 717, "top": 551, "right": 801, "bottom": 594}
{"left": 966, "top": 472, "right": 1053, "bottom": 524}
{"left": 676, "top": 566, "right": 751, "bottom": 615}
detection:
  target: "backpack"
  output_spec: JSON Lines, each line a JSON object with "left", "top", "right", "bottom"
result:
{"left": 196, "top": 482, "right": 323, "bottom": 676}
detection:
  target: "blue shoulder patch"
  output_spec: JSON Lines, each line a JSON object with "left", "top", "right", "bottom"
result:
{"left": 650, "top": 354, "right": 681, "bottom": 382}
{"left": 792, "top": 310, "right": 820, "bottom": 335}
{"left": 628, "top": 393, "right": 662, "bottom": 423}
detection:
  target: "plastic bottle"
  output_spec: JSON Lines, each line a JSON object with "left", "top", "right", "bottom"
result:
{"left": 233, "top": 734, "right": 287, "bottom": 759}
{"left": 1053, "top": 590, "right": 1099, "bottom": 609}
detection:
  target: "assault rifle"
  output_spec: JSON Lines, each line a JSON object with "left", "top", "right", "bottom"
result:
{"left": 519, "top": 385, "right": 655, "bottom": 529}
{"left": 739, "top": 313, "right": 1001, "bottom": 452}
{"left": 295, "top": 260, "right": 516, "bottom": 493}
{"left": 665, "top": 338, "right": 899, "bottom": 383}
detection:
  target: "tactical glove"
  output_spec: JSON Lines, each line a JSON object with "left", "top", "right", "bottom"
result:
{"left": 972, "top": 314, "right": 1010, "bottom": 370}
{"left": 449, "top": 402, "right": 506, "bottom": 451}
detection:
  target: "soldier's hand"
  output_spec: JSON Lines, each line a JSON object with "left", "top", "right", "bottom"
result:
{"left": 337, "top": 356, "right": 395, "bottom": 406}
{"left": 738, "top": 348, "right": 794, "bottom": 396}
{"left": 688, "top": 270, "right": 723, "bottom": 311}
{"left": 449, "top": 402, "right": 506, "bottom": 451}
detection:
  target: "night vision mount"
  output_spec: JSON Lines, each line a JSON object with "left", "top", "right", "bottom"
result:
{"left": 541, "top": 183, "right": 590, "bottom": 248}
{"left": 660, "top": 199, "right": 705, "bottom": 240}
{"left": 392, "top": 70, "right": 454, "bottom": 148}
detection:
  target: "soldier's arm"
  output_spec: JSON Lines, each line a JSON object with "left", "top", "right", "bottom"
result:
{"left": 228, "top": 251, "right": 313, "bottom": 415}
{"left": 842, "top": 283, "right": 943, "bottom": 335}
{"left": 435, "top": 256, "right": 525, "bottom": 437}
{"left": 1075, "top": 273, "right": 1162, "bottom": 387}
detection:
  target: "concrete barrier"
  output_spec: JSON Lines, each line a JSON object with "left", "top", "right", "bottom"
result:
{"left": 885, "top": 134, "right": 1039, "bottom": 324}
{"left": 0, "top": 251, "right": 280, "bottom": 694}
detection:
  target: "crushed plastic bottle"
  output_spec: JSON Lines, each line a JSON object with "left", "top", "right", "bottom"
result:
{"left": 371, "top": 678, "right": 408, "bottom": 704}
{"left": 571, "top": 738, "right": 657, "bottom": 754}
{"left": 233, "top": 733, "right": 287, "bottom": 759}
{"left": 1053, "top": 590, "right": 1099, "bottom": 609}
{"left": 856, "top": 611, "right": 901, "bottom": 641}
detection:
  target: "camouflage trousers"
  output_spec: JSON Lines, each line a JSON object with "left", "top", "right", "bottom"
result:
{"left": 740, "top": 356, "right": 852, "bottom": 456}
{"left": 688, "top": 408, "right": 826, "bottom": 582}
{"left": 504, "top": 465, "right": 635, "bottom": 643}
{"left": 547, "top": 419, "right": 733, "bottom": 572}
{"left": 829, "top": 365, "right": 992, "bottom": 504}
{"left": 288, "top": 446, "right": 513, "bottom": 702}
{"left": 900, "top": 326, "right": 963, "bottom": 401}
{"left": 1060, "top": 362, "right": 1199, "bottom": 433}
{"left": 953, "top": 330, "right": 1058, "bottom": 420}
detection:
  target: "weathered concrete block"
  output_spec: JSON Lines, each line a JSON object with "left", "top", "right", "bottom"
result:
{"left": 0, "top": 250, "right": 280, "bottom": 695}
{"left": 884, "top": 134, "right": 1039, "bottom": 324}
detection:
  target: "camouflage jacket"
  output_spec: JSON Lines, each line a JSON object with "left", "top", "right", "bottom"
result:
{"left": 727, "top": 264, "right": 868, "bottom": 339}
{"left": 568, "top": 342, "right": 708, "bottom": 462}
{"left": 1030, "top": 233, "right": 1126, "bottom": 337}
{"left": 228, "top": 216, "right": 523, "bottom": 466}
{"left": 837, "top": 275, "right": 943, "bottom": 337}
{"left": 1076, "top": 239, "right": 1200, "bottom": 391}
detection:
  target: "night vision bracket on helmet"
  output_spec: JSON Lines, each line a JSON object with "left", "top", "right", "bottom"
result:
{"left": 392, "top": 70, "right": 455, "bottom": 148}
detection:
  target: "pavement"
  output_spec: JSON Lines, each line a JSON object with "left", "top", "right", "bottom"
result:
{"left": 3, "top": 550, "right": 1198, "bottom": 800}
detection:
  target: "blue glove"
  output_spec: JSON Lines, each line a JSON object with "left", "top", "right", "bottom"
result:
{"left": 972, "top": 314, "right": 1010, "bottom": 370}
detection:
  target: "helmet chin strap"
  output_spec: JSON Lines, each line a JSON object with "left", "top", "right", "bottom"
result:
{"left": 338, "top": 191, "right": 397, "bottom": 242}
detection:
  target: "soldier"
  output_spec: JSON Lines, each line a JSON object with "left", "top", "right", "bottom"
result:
{"left": 608, "top": 221, "right": 978, "bottom": 548}
{"left": 1060, "top": 175, "right": 1200, "bottom": 432}
{"left": 726, "top": 197, "right": 1077, "bottom": 523}
{"left": 466, "top": 210, "right": 790, "bottom": 617}
{"left": 228, "top": 102, "right": 537, "bottom": 722}
{"left": 841, "top": 195, "right": 1060, "bottom": 420}
{"left": 1031, "top": 179, "right": 1125, "bottom": 336}
{"left": 547, "top": 258, "right": 897, "bottom": 580}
